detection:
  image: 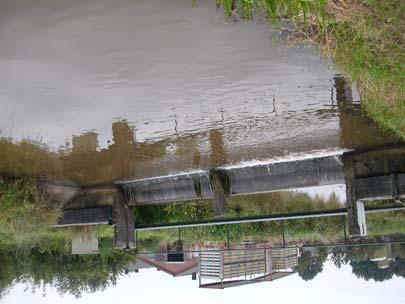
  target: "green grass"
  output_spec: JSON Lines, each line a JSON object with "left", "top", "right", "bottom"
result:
{"left": 134, "top": 191, "right": 342, "bottom": 225}
{"left": 319, "top": 0, "right": 405, "bottom": 138}
{"left": 217, "top": 0, "right": 327, "bottom": 23}
{"left": 226, "top": 191, "right": 341, "bottom": 216}
{"left": 217, "top": 0, "right": 405, "bottom": 138}
{"left": 136, "top": 211, "right": 405, "bottom": 251}
{"left": 367, "top": 211, "right": 405, "bottom": 236}
{"left": 0, "top": 176, "right": 64, "bottom": 245}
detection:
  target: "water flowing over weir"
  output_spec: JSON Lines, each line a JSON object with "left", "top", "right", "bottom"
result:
{"left": 221, "top": 155, "right": 344, "bottom": 195}
{"left": 116, "top": 171, "right": 213, "bottom": 205}
{"left": 116, "top": 153, "right": 346, "bottom": 205}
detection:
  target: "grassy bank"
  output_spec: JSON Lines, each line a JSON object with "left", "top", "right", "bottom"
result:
{"left": 217, "top": 0, "right": 405, "bottom": 138}
{"left": 319, "top": 0, "right": 404, "bottom": 138}
{"left": 0, "top": 176, "right": 63, "bottom": 245}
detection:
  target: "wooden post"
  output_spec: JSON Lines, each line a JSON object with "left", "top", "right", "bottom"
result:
{"left": 210, "top": 171, "right": 228, "bottom": 217}
{"left": 113, "top": 199, "right": 127, "bottom": 249}
{"left": 125, "top": 205, "right": 135, "bottom": 249}
{"left": 343, "top": 154, "right": 367, "bottom": 237}
{"left": 113, "top": 190, "right": 135, "bottom": 249}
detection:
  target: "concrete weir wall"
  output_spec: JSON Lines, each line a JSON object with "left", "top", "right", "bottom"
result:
{"left": 117, "top": 171, "right": 213, "bottom": 205}
{"left": 117, "top": 155, "right": 345, "bottom": 205}
{"left": 224, "top": 155, "right": 344, "bottom": 195}
{"left": 115, "top": 146, "right": 403, "bottom": 206}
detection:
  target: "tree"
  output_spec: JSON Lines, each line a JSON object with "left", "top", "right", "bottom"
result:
{"left": 0, "top": 238, "right": 136, "bottom": 299}
{"left": 297, "top": 247, "right": 328, "bottom": 281}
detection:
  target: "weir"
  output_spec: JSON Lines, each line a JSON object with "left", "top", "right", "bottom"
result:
{"left": 116, "top": 154, "right": 346, "bottom": 205}
{"left": 115, "top": 146, "right": 404, "bottom": 207}
{"left": 116, "top": 171, "right": 213, "bottom": 205}
{"left": 53, "top": 145, "right": 405, "bottom": 245}
{"left": 222, "top": 155, "right": 344, "bottom": 195}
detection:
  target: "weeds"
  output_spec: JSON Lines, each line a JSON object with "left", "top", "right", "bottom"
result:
{"left": 0, "top": 176, "right": 63, "bottom": 245}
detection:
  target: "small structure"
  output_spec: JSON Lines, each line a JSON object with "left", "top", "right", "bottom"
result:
{"left": 52, "top": 185, "right": 135, "bottom": 251}
{"left": 132, "top": 241, "right": 198, "bottom": 278}
{"left": 53, "top": 206, "right": 112, "bottom": 227}
{"left": 136, "top": 254, "right": 198, "bottom": 277}
{"left": 71, "top": 226, "right": 99, "bottom": 255}
{"left": 370, "top": 244, "right": 393, "bottom": 269}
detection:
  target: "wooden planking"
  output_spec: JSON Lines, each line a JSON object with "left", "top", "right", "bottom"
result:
{"left": 356, "top": 174, "right": 405, "bottom": 200}
{"left": 54, "top": 207, "right": 112, "bottom": 227}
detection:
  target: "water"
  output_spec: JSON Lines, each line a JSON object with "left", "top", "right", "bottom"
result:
{"left": 0, "top": 0, "right": 404, "bottom": 303}
{"left": 0, "top": 0, "right": 401, "bottom": 183}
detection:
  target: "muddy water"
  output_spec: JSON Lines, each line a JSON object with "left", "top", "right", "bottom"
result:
{"left": 0, "top": 0, "right": 401, "bottom": 183}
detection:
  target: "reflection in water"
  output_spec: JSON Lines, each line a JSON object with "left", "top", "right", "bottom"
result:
{"left": 0, "top": 237, "right": 136, "bottom": 299}
{"left": 0, "top": 117, "right": 402, "bottom": 186}
{"left": 1, "top": 240, "right": 404, "bottom": 298}
{"left": 0, "top": 72, "right": 402, "bottom": 185}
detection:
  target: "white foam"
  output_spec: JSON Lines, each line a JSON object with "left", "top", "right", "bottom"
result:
{"left": 219, "top": 148, "right": 351, "bottom": 169}
{"left": 117, "top": 148, "right": 351, "bottom": 184}
{"left": 115, "top": 169, "right": 208, "bottom": 184}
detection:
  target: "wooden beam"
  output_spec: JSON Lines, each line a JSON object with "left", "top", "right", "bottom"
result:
{"left": 343, "top": 154, "right": 366, "bottom": 237}
{"left": 356, "top": 174, "right": 405, "bottom": 200}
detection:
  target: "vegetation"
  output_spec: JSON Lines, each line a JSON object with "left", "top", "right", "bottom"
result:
{"left": 134, "top": 191, "right": 346, "bottom": 249}
{"left": 0, "top": 237, "right": 136, "bottom": 299}
{"left": 134, "top": 191, "right": 342, "bottom": 224}
{"left": 136, "top": 215, "right": 348, "bottom": 253}
{"left": 1, "top": 241, "right": 403, "bottom": 299}
{"left": 0, "top": 176, "right": 63, "bottom": 245}
{"left": 135, "top": 196, "right": 405, "bottom": 251}
{"left": 297, "top": 247, "right": 328, "bottom": 280}
{"left": 217, "top": 0, "right": 405, "bottom": 138}
{"left": 367, "top": 211, "right": 405, "bottom": 236}
{"left": 217, "top": 0, "right": 327, "bottom": 23}
{"left": 331, "top": 243, "right": 405, "bottom": 282}
{"left": 297, "top": 243, "right": 405, "bottom": 282}
{"left": 0, "top": 138, "right": 60, "bottom": 178}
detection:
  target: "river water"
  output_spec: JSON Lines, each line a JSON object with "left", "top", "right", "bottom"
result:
{"left": 0, "top": 0, "right": 401, "bottom": 183}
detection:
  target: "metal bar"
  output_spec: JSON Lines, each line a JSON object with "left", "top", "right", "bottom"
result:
{"left": 282, "top": 221, "right": 286, "bottom": 247}
{"left": 227, "top": 227, "right": 230, "bottom": 250}
{"left": 135, "top": 204, "right": 404, "bottom": 231}
{"left": 51, "top": 221, "right": 109, "bottom": 228}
